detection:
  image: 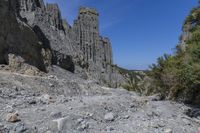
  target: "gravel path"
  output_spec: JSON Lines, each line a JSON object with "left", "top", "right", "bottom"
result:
{"left": 0, "top": 70, "right": 199, "bottom": 133}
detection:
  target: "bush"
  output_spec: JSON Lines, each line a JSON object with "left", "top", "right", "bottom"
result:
{"left": 148, "top": 6, "right": 200, "bottom": 105}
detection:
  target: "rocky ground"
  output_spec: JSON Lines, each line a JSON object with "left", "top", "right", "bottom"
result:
{"left": 0, "top": 66, "right": 200, "bottom": 133}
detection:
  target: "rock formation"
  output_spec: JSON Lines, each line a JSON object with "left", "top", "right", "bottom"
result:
{"left": 0, "top": 0, "right": 125, "bottom": 87}
{"left": 0, "top": 0, "right": 51, "bottom": 73}
{"left": 19, "top": 0, "right": 76, "bottom": 72}
{"left": 73, "top": 7, "right": 113, "bottom": 68}
{"left": 72, "top": 7, "right": 122, "bottom": 86}
{"left": 178, "top": 23, "right": 193, "bottom": 51}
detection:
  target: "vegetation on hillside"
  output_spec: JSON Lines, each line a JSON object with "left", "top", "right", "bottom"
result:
{"left": 114, "top": 65, "right": 148, "bottom": 95}
{"left": 147, "top": 3, "right": 200, "bottom": 105}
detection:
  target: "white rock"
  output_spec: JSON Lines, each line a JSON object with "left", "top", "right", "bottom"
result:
{"left": 53, "top": 117, "right": 68, "bottom": 131}
{"left": 43, "top": 94, "right": 52, "bottom": 100}
{"left": 104, "top": 112, "right": 115, "bottom": 121}
{"left": 48, "top": 75, "right": 54, "bottom": 79}
{"left": 6, "top": 112, "right": 20, "bottom": 123}
{"left": 164, "top": 128, "right": 173, "bottom": 133}
{"left": 48, "top": 75, "right": 58, "bottom": 80}
{"left": 69, "top": 107, "right": 73, "bottom": 110}
{"left": 77, "top": 118, "right": 84, "bottom": 123}
{"left": 46, "top": 131, "right": 53, "bottom": 133}
{"left": 49, "top": 83, "right": 54, "bottom": 87}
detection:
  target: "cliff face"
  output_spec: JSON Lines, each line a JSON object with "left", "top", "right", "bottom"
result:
{"left": 178, "top": 24, "right": 193, "bottom": 51}
{"left": 0, "top": 0, "right": 51, "bottom": 74}
{"left": 72, "top": 7, "right": 119, "bottom": 86}
{"left": 73, "top": 7, "right": 113, "bottom": 67}
{"left": 178, "top": 9, "right": 198, "bottom": 52}
{"left": 19, "top": 1, "right": 76, "bottom": 72}
{"left": 0, "top": 0, "right": 125, "bottom": 87}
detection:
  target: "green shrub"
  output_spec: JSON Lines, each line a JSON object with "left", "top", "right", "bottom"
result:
{"left": 148, "top": 5, "right": 200, "bottom": 105}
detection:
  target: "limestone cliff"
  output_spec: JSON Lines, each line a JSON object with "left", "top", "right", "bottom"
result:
{"left": 0, "top": 0, "right": 51, "bottom": 74}
{"left": 72, "top": 7, "right": 122, "bottom": 86}
{"left": 0, "top": 0, "right": 125, "bottom": 87}
{"left": 73, "top": 7, "right": 113, "bottom": 68}
{"left": 19, "top": 1, "right": 76, "bottom": 72}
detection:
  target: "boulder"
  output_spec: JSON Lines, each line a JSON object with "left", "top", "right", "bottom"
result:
{"left": 6, "top": 113, "right": 20, "bottom": 123}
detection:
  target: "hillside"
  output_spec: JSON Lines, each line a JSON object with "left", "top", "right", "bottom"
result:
{"left": 147, "top": 3, "right": 200, "bottom": 105}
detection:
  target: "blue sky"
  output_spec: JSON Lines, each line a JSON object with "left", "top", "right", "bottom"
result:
{"left": 45, "top": 0, "right": 197, "bottom": 70}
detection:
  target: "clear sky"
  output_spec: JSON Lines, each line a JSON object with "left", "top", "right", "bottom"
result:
{"left": 45, "top": 0, "right": 197, "bottom": 70}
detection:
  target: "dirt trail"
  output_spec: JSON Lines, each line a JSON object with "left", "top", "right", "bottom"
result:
{"left": 0, "top": 70, "right": 199, "bottom": 133}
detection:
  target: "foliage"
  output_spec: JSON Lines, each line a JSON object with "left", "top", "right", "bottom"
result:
{"left": 120, "top": 70, "right": 147, "bottom": 95}
{"left": 148, "top": 6, "right": 200, "bottom": 105}
{"left": 122, "top": 72, "right": 138, "bottom": 90}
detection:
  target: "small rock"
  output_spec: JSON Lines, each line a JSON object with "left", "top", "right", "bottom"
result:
{"left": 50, "top": 112, "right": 62, "bottom": 119}
{"left": 157, "top": 122, "right": 165, "bottom": 127}
{"left": 49, "top": 83, "right": 54, "bottom": 87}
{"left": 14, "top": 123, "right": 27, "bottom": 133}
{"left": 104, "top": 106, "right": 113, "bottom": 112}
{"left": 106, "top": 126, "right": 114, "bottom": 132}
{"left": 28, "top": 100, "right": 37, "bottom": 105}
{"left": 32, "top": 126, "right": 38, "bottom": 132}
{"left": 104, "top": 112, "right": 115, "bottom": 121}
{"left": 48, "top": 75, "right": 54, "bottom": 79}
{"left": 148, "top": 94, "right": 161, "bottom": 101}
{"left": 129, "top": 104, "right": 135, "bottom": 108}
{"left": 164, "top": 128, "right": 173, "bottom": 133}
{"left": 12, "top": 86, "right": 18, "bottom": 91}
{"left": 77, "top": 118, "right": 84, "bottom": 124}
{"left": 58, "top": 95, "right": 68, "bottom": 103}
{"left": 43, "top": 94, "right": 52, "bottom": 100}
{"left": 69, "top": 107, "right": 73, "bottom": 110}
{"left": 151, "top": 123, "right": 159, "bottom": 128}
{"left": 6, "top": 112, "right": 20, "bottom": 123}
{"left": 80, "top": 123, "right": 89, "bottom": 130}
{"left": 46, "top": 131, "right": 53, "bottom": 133}
{"left": 48, "top": 75, "right": 57, "bottom": 80}
{"left": 86, "top": 112, "right": 93, "bottom": 117}
{"left": 124, "top": 115, "right": 130, "bottom": 119}
{"left": 40, "top": 94, "right": 55, "bottom": 103}
{"left": 40, "top": 108, "right": 46, "bottom": 111}
{"left": 147, "top": 111, "right": 161, "bottom": 118}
